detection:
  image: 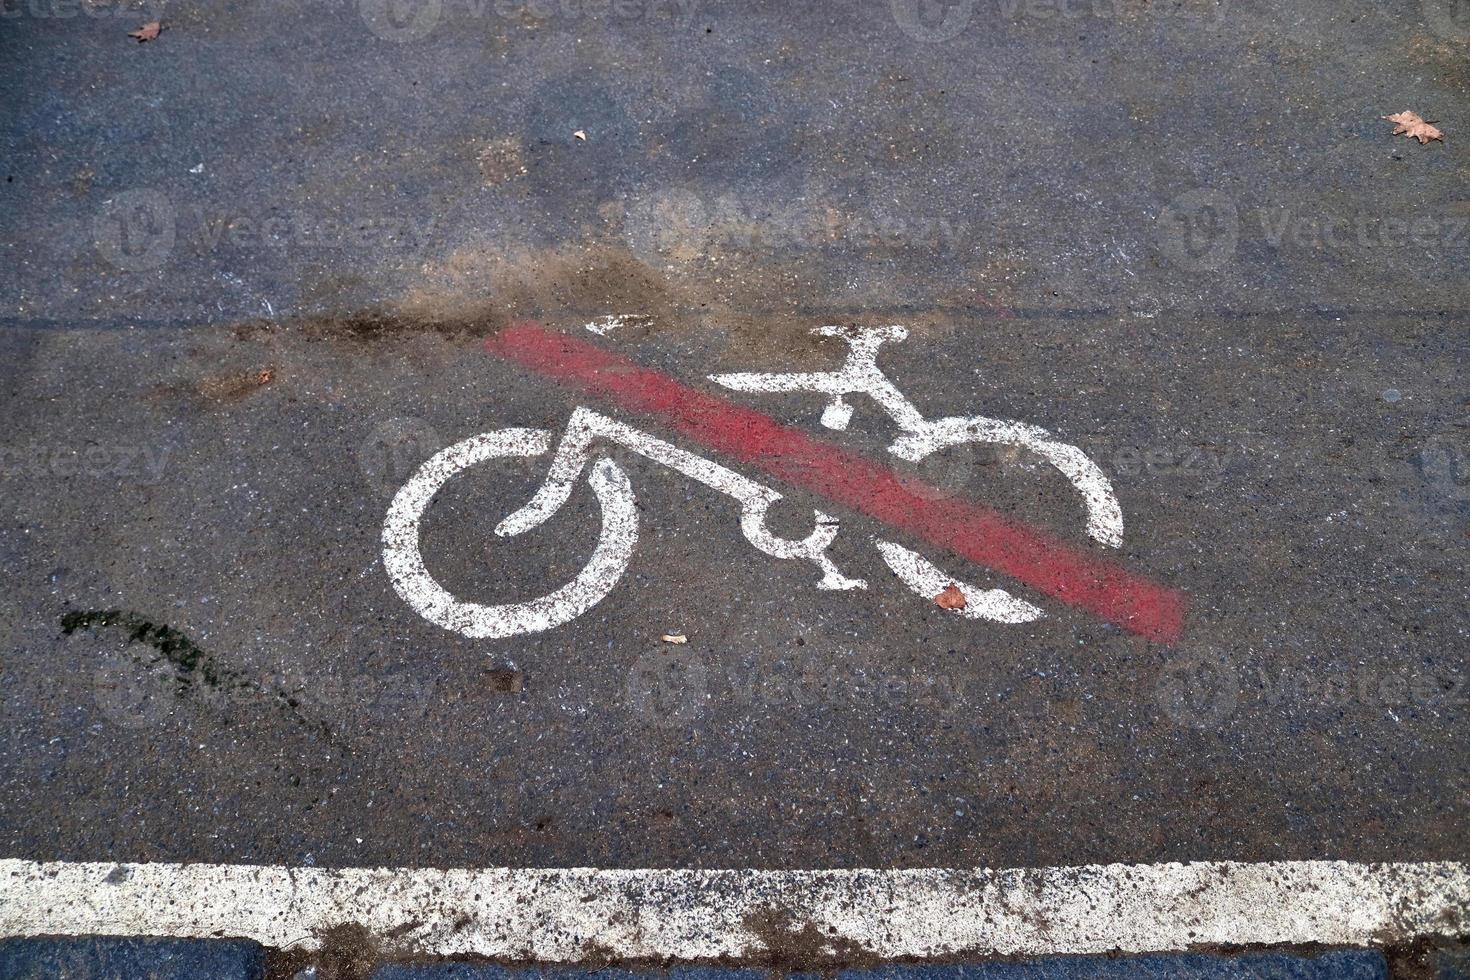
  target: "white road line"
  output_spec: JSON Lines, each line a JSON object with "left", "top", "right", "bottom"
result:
{"left": 2, "top": 860, "right": 1466, "bottom": 960}
{"left": 584, "top": 314, "right": 653, "bottom": 335}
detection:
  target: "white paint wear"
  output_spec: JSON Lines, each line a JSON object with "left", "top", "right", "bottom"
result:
{"left": 2, "top": 859, "right": 1465, "bottom": 961}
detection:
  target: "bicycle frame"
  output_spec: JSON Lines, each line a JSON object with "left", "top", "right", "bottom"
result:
{"left": 382, "top": 323, "right": 1122, "bottom": 638}
{"left": 711, "top": 324, "right": 1123, "bottom": 547}
{"left": 499, "top": 406, "right": 865, "bottom": 592}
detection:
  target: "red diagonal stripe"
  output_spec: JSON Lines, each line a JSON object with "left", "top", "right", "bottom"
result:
{"left": 485, "top": 322, "right": 1186, "bottom": 642}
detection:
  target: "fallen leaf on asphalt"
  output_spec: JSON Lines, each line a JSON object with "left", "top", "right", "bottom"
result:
{"left": 661, "top": 633, "right": 687, "bottom": 644}
{"left": 128, "top": 21, "right": 162, "bottom": 41}
{"left": 1383, "top": 111, "right": 1443, "bottom": 144}
{"left": 935, "top": 584, "right": 967, "bottom": 611}
{"left": 573, "top": 130, "right": 587, "bottom": 141}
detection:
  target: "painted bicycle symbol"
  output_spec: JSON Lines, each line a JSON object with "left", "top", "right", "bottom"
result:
{"left": 382, "top": 324, "right": 1124, "bottom": 639}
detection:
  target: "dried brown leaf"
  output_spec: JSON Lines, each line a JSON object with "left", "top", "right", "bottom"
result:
{"left": 128, "top": 21, "right": 162, "bottom": 41}
{"left": 1383, "top": 110, "right": 1443, "bottom": 145}
{"left": 935, "top": 584, "right": 967, "bottom": 611}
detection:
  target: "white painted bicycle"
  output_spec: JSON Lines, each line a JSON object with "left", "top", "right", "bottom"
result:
{"left": 382, "top": 325, "right": 1123, "bottom": 638}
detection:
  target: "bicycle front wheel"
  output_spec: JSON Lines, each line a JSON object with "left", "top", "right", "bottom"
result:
{"left": 381, "top": 428, "right": 638, "bottom": 639}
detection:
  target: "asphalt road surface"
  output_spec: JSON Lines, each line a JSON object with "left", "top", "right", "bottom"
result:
{"left": 1, "top": 0, "right": 1468, "bottom": 882}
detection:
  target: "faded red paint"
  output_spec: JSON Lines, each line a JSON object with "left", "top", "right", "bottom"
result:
{"left": 485, "top": 322, "right": 1186, "bottom": 642}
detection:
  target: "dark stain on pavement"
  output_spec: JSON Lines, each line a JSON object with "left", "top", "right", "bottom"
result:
{"left": 60, "top": 609, "right": 336, "bottom": 745}
{"left": 278, "top": 243, "right": 883, "bottom": 362}
{"left": 1383, "top": 937, "right": 1470, "bottom": 980}
{"left": 146, "top": 364, "right": 276, "bottom": 407}
{"left": 194, "top": 366, "right": 276, "bottom": 403}
{"left": 264, "top": 923, "right": 380, "bottom": 980}
{"left": 62, "top": 609, "right": 229, "bottom": 691}
{"left": 740, "top": 907, "right": 875, "bottom": 970}
{"left": 484, "top": 668, "right": 524, "bottom": 693}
